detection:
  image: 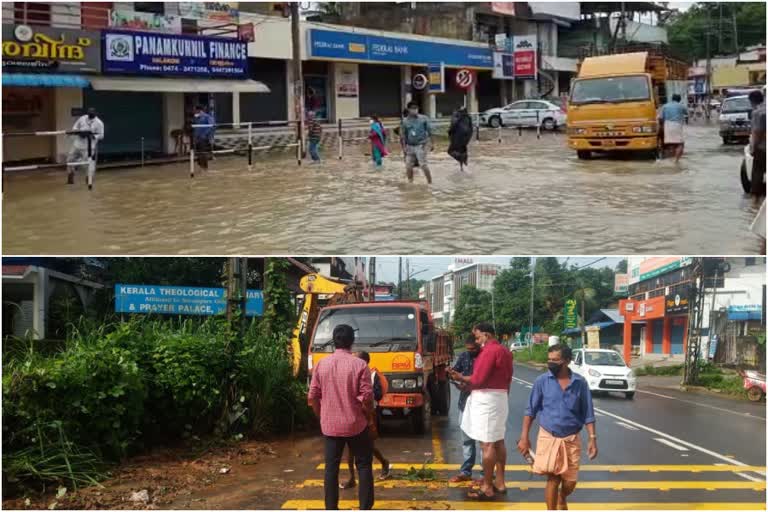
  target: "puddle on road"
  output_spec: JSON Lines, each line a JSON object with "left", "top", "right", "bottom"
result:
{"left": 2, "top": 125, "right": 761, "bottom": 254}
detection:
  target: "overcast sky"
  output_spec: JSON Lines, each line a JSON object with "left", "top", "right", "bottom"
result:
{"left": 373, "top": 256, "right": 625, "bottom": 283}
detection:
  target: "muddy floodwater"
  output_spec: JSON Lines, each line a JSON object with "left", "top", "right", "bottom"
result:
{"left": 2, "top": 124, "right": 762, "bottom": 254}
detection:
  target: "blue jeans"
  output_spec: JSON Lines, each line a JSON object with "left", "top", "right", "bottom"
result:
{"left": 459, "top": 409, "right": 477, "bottom": 476}
{"left": 308, "top": 140, "right": 320, "bottom": 161}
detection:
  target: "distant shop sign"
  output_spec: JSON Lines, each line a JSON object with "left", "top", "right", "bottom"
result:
{"left": 2, "top": 25, "right": 101, "bottom": 73}
{"left": 308, "top": 29, "right": 493, "bottom": 69}
{"left": 727, "top": 304, "right": 763, "bottom": 321}
{"left": 412, "top": 73, "right": 428, "bottom": 90}
{"left": 614, "top": 273, "right": 629, "bottom": 294}
{"left": 428, "top": 62, "right": 445, "bottom": 93}
{"left": 178, "top": 2, "right": 240, "bottom": 23}
{"left": 513, "top": 35, "right": 537, "bottom": 79}
{"left": 110, "top": 10, "right": 182, "bottom": 33}
{"left": 115, "top": 284, "right": 263, "bottom": 316}
{"left": 665, "top": 288, "right": 690, "bottom": 315}
{"left": 102, "top": 30, "right": 247, "bottom": 77}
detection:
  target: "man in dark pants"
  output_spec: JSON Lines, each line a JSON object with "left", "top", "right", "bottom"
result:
{"left": 448, "top": 335, "right": 481, "bottom": 483}
{"left": 308, "top": 324, "right": 375, "bottom": 510}
{"left": 192, "top": 105, "right": 214, "bottom": 170}
{"left": 749, "top": 90, "right": 766, "bottom": 198}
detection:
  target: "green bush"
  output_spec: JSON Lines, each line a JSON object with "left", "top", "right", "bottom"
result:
{"left": 513, "top": 343, "right": 550, "bottom": 364}
{"left": 634, "top": 364, "right": 684, "bottom": 377}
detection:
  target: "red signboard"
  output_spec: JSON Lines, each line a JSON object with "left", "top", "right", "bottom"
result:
{"left": 513, "top": 35, "right": 537, "bottom": 79}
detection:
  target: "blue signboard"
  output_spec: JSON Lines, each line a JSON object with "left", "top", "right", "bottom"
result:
{"left": 727, "top": 304, "right": 763, "bottom": 321}
{"left": 308, "top": 29, "right": 493, "bottom": 69}
{"left": 428, "top": 62, "right": 444, "bottom": 93}
{"left": 115, "top": 284, "right": 263, "bottom": 316}
{"left": 102, "top": 30, "right": 247, "bottom": 77}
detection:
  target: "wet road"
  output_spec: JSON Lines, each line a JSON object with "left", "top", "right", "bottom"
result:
{"left": 2, "top": 123, "right": 762, "bottom": 255}
{"left": 272, "top": 362, "right": 766, "bottom": 510}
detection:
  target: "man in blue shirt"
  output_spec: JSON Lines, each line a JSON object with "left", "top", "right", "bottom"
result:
{"left": 659, "top": 94, "right": 688, "bottom": 163}
{"left": 448, "top": 336, "right": 480, "bottom": 483}
{"left": 518, "top": 344, "right": 598, "bottom": 511}
{"left": 400, "top": 101, "right": 433, "bottom": 184}
{"left": 193, "top": 105, "right": 215, "bottom": 170}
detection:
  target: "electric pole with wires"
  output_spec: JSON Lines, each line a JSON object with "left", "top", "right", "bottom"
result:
{"left": 290, "top": 2, "right": 304, "bottom": 161}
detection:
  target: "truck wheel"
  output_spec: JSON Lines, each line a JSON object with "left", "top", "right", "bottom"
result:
{"left": 411, "top": 396, "right": 432, "bottom": 435}
{"left": 741, "top": 160, "right": 752, "bottom": 194}
{"left": 577, "top": 150, "right": 592, "bottom": 160}
{"left": 625, "top": 392, "right": 635, "bottom": 400}
{"left": 489, "top": 116, "right": 502, "bottom": 128}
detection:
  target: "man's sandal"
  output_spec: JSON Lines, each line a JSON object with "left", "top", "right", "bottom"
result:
{"left": 466, "top": 489, "right": 496, "bottom": 501}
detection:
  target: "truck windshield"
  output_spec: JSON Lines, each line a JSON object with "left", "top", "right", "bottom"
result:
{"left": 312, "top": 306, "right": 418, "bottom": 351}
{"left": 721, "top": 97, "right": 752, "bottom": 113}
{"left": 571, "top": 76, "right": 651, "bottom": 105}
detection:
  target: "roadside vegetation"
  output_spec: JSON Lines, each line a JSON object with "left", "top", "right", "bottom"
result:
{"left": 635, "top": 362, "right": 747, "bottom": 398}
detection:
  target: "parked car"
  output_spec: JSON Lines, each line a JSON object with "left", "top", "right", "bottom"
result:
{"left": 479, "top": 99, "right": 567, "bottom": 130}
{"left": 509, "top": 340, "right": 530, "bottom": 352}
{"left": 719, "top": 95, "right": 753, "bottom": 144}
{"left": 569, "top": 348, "right": 637, "bottom": 399}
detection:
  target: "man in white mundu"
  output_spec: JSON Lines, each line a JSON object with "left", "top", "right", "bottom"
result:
{"left": 448, "top": 322, "right": 513, "bottom": 500}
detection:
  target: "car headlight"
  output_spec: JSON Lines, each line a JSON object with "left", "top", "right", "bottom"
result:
{"left": 404, "top": 379, "right": 417, "bottom": 389}
{"left": 588, "top": 368, "right": 601, "bottom": 378}
{"left": 391, "top": 379, "right": 404, "bottom": 389}
{"left": 627, "top": 369, "right": 636, "bottom": 379}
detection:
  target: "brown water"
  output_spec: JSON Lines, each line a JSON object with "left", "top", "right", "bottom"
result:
{"left": 2, "top": 124, "right": 762, "bottom": 255}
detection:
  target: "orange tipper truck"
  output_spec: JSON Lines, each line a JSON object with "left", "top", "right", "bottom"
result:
{"left": 567, "top": 51, "right": 688, "bottom": 160}
{"left": 307, "top": 301, "right": 452, "bottom": 434}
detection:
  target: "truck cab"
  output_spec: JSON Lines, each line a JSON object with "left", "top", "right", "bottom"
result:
{"left": 567, "top": 51, "right": 686, "bottom": 160}
{"left": 308, "top": 301, "right": 451, "bottom": 434}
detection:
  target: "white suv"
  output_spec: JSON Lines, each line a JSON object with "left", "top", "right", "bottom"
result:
{"left": 569, "top": 349, "right": 637, "bottom": 399}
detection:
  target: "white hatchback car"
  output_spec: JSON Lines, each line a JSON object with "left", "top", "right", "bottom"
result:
{"left": 479, "top": 99, "right": 567, "bottom": 131}
{"left": 569, "top": 349, "right": 637, "bottom": 399}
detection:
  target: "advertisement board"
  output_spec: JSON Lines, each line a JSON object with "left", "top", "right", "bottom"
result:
{"left": 492, "top": 52, "right": 514, "bottom": 80}
{"left": 564, "top": 299, "right": 578, "bottom": 329}
{"left": 614, "top": 273, "right": 629, "bottom": 294}
{"left": 428, "top": 62, "right": 445, "bottom": 93}
{"left": 308, "top": 29, "right": 492, "bottom": 69}
{"left": 178, "top": 2, "right": 240, "bottom": 23}
{"left": 586, "top": 326, "right": 600, "bottom": 349}
{"left": 2, "top": 25, "right": 101, "bottom": 73}
{"left": 513, "top": 35, "right": 537, "bottom": 79}
{"left": 665, "top": 288, "right": 691, "bottom": 315}
{"left": 110, "top": 10, "right": 182, "bottom": 33}
{"left": 629, "top": 257, "right": 693, "bottom": 284}
{"left": 337, "top": 69, "right": 358, "bottom": 97}
{"left": 115, "top": 284, "right": 263, "bottom": 316}
{"left": 102, "top": 30, "right": 247, "bottom": 77}
{"left": 529, "top": 2, "right": 581, "bottom": 21}
{"left": 491, "top": 2, "right": 516, "bottom": 15}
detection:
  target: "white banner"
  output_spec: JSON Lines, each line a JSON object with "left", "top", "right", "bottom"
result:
{"left": 529, "top": 2, "right": 581, "bottom": 21}
{"left": 493, "top": 52, "right": 514, "bottom": 80}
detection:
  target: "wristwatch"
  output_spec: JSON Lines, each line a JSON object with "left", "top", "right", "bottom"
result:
{"left": 589, "top": 434, "right": 597, "bottom": 439}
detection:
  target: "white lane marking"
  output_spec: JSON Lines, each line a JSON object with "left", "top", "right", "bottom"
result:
{"left": 616, "top": 421, "right": 639, "bottom": 431}
{"left": 654, "top": 438, "right": 689, "bottom": 451}
{"left": 512, "top": 373, "right": 764, "bottom": 480}
{"left": 716, "top": 463, "right": 765, "bottom": 483}
{"left": 637, "top": 389, "right": 766, "bottom": 420}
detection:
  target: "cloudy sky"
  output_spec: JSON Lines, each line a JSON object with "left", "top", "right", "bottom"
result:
{"left": 373, "top": 256, "right": 625, "bottom": 283}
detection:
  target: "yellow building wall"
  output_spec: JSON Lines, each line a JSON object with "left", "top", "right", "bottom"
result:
{"left": 712, "top": 66, "right": 751, "bottom": 88}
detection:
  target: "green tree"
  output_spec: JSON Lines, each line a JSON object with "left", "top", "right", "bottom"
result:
{"left": 452, "top": 286, "right": 492, "bottom": 339}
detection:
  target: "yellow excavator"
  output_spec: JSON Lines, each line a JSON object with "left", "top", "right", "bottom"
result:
{"left": 289, "top": 273, "right": 366, "bottom": 377}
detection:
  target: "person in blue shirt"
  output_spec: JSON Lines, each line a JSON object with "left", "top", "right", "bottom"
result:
{"left": 448, "top": 336, "right": 481, "bottom": 483}
{"left": 517, "top": 344, "right": 598, "bottom": 511}
{"left": 659, "top": 94, "right": 688, "bottom": 163}
{"left": 192, "top": 105, "right": 215, "bottom": 170}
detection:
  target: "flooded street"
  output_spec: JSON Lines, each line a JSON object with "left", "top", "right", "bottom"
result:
{"left": 3, "top": 123, "right": 761, "bottom": 255}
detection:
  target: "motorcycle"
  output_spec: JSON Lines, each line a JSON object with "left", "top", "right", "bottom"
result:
{"left": 740, "top": 370, "right": 766, "bottom": 402}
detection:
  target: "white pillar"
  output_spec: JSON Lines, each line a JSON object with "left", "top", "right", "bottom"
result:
{"left": 402, "top": 66, "right": 413, "bottom": 111}
{"left": 232, "top": 92, "right": 241, "bottom": 126}
{"left": 426, "top": 94, "right": 437, "bottom": 118}
{"left": 467, "top": 80, "right": 479, "bottom": 114}
{"left": 32, "top": 269, "right": 47, "bottom": 340}
{"left": 162, "top": 93, "right": 184, "bottom": 155}
{"left": 286, "top": 63, "right": 296, "bottom": 122}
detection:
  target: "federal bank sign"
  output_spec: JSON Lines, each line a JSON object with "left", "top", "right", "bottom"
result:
{"left": 308, "top": 29, "right": 493, "bottom": 69}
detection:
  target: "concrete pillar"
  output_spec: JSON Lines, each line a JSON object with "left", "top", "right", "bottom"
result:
{"left": 232, "top": 92, "right": 241, "bottom": 126}
{"left": 621, "top": 300, "right": 634, "bottom": 366}
{"left": 32, "top": 269, "right": 47, "bottom": 340}
{"left": 162, "top": 93, "right": 184, "bottom": 155}
{"left": 286, "top": 64, "right": 295, "bottom": 122}
{"left": 662, "top": 316, "right": 672, "bottom": 355}
{"left": 426, "top": 94, "right": 437, "bottom": 118}
{"left": 467, "top": 80, "right": 479, "bottom": 114}
{"left": 500, "top": 80, "right": 508, "bottom": 106}
{"left": 402, "top": 66, "right": 413, "bottom": 111}
{"left": 645, "top": 320, "right": 654, "bottom": 355}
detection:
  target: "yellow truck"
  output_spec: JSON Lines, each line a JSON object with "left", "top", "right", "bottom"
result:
{"left": 567, "top": 51, "right": 688, "bottom": 160}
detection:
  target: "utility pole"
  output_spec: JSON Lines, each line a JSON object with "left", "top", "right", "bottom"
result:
{"left": 369, "top": 257, "right": 376, "bottom": 302}
{"left": 528, "top": 257, "right": 536, "bottom": 355}
{"left": 705, "top": 8, "right": 712, "bottom": 121}
{"left": 226, "top": 257, "right": 248, "bottom": 332}
{"left": 718, "top": 2, "right": 724, "bottom": 55}
{"left": 290, "top": 2, "right": 304, "bottom": 159}
{"left": 406, "top": 258, "right": 410, "bottom": 298}
{"left": 398, "top": 257, "right": 403, "bottom": 300}
{"left": 580, "top": 297, "right": 586, "bottom": 348}
{"left": 491, "top": 289, "right": 496, "bottom": 335}
{"left": 732, "top": 5, "right": 739, "bottom": 54}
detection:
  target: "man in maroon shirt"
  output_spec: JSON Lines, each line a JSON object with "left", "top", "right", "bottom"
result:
{"left": 308, "top": 324, "right": 375, "bottom": 510}
{"left": 449, "top": 322, "right": 513, "bottom": 500}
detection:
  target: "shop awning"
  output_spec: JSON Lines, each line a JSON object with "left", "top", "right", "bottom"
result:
{"left": 2, "top": 73, "right": 90, "bottom": 88}
{"left": 89, "top": 77, "right": 270, "bottom": 94}
{"left": 562, "top": 321, "right": 617, "bottom": 336}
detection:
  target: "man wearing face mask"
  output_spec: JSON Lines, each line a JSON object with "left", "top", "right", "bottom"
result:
{"left": 399, "top": 101, "right": 433, "bottom": 184}
{"left": 67, "top": 108, "right": 104, "bottom": 185}
{"left": 448, "top": 322, "right": 512, "bottom": 500}
{"left": 448, "top": 335, "right": 481, "bottom": 484}
{"left": 518, "top": 344, "right": 597, "bottom": 511}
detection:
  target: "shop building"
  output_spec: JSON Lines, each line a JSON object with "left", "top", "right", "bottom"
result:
{"left": 617, "top": 257, "right": 766, "bottom": 365}
{"left": 423, "top": 261, "right": 501, "bottom": 328}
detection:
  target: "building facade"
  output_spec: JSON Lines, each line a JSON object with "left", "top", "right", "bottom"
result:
{"left": 422, "top": 261, "right": 501, "bottom": 327}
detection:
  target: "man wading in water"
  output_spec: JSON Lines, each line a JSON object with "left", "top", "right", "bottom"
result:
{"left": 400, "top": 101, "right": 433, "bottom": 184}
{"left": 448, "top": 106, "right": 473, "bottom": 173}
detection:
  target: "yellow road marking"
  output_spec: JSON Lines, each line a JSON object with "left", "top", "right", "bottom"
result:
{"left": 315, "top": 463, "right": 768, "bottom": 472}
{"left": 431, "top": 421, "right": 444, "bottom": 463}
{"left": 296, "top": 479, "right": 766, "bottom": 491}
{"left": 281, "top": 500, "right": 768, "bottom": 510}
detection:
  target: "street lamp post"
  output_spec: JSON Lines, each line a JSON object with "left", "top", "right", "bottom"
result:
{"left": 529, "top": 257, "right": 536, "bottom": 355}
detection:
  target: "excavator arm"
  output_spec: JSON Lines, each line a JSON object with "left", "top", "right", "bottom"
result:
{"left": 289, "top": 273, "right": 367, "bottom": 376}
